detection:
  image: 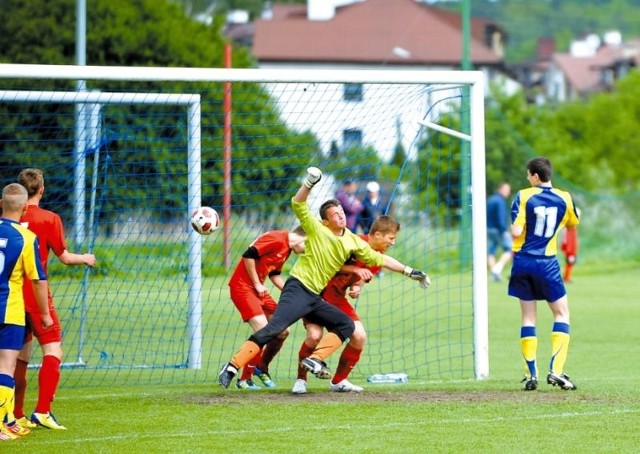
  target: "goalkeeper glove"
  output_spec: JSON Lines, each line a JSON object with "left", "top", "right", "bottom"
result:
{"left": 403, "top": 266, "right": 431, "bottom": 289}
{"left": 303, "top": 167, "right": 322, "bottom": 189}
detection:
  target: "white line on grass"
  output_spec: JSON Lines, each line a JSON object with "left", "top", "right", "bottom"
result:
{"left": 21, "top": 408, "right": 640, "bottom": 446}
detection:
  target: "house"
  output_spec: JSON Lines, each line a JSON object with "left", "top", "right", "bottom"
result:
{"left": 518, "top": 31, "right": 640, "bottom": 103}
{"left": 227, "top": 0, "right": 510, "bottom": 160}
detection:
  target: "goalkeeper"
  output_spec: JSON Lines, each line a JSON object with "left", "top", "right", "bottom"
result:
{"left": 292, "top": 214, "right": 403, "bottom": 395}
{"left": 218, "top": 167, "right": 430, "bottom": 387}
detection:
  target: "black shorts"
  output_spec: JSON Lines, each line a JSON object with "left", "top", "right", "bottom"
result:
{"left": 250, "top": 278, "right": 355, "bottom": 346}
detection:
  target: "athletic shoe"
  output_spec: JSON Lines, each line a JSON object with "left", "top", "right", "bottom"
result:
{"left": 218, "top": 362, "right": 239, "bottom": 389}
{"left": 521, "top": 376, "right": 538, "bottom": 391}
{"left": 330, "top": 379, "right": 363, "bottom": 393}
{"left": 0, "top": 426, "right": 18, "bottom": 441}
{"left": 300, "top": 357, "right": 332, "bottom": 379}
{"left": 4, "top": 420, "right": 31, "bottom": 437}
{"left": 236, "top": 379, "right": 261, "bottom": 390}
{"left": 253, "top": 367, "right": 276, "bottom": 388}
{"left": 30, "top": 412, "right": 67, "bottom": 430}
{"left": 16, "top": 417, "right": 37, "bottom": 429}
{"left": 291, "top": 379, "right": 308, "bottom": 395}
{"left": 547, "top": 372, "right": 577, "bottom": 390}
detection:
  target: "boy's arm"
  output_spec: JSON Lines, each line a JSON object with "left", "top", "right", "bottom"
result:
{"left": 32, "top": 279, "right": 53, "bottom": 328}
{"left": 58, "top": 250, "right": 96, "bottom": 267}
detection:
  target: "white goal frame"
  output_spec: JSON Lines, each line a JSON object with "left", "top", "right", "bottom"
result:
{"left": 0, "top": 64, "right": 488, "bottom": 379}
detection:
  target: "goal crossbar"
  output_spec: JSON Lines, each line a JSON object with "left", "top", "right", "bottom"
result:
{"left": 0, "top": 63, "right": 488, "bottom": 379}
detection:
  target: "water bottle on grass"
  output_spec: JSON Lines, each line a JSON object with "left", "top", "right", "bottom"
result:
{"left": 367, "top": 373, "right": 408, "bottom": 383}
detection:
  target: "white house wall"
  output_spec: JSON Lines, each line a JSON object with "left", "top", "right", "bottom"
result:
{"left": 258, "top": 62, "right": 470, "bottom": 161}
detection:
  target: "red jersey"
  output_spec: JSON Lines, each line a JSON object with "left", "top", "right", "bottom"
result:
{"left": 20, "top": 204, "right": 67, "bottom": 311}
{"left": 228, "top": 230, "right": 293, "bottom": 288}
{"left": 322, "top": 234, "right": 383, "bottom": 303}
{"left": 561, "top": 228, "right": 578, "bottom": 256}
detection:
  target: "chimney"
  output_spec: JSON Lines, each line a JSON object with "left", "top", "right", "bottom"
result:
{"left": 308, "top": 0, "right": 336, "bottom": 21}
{"left": 307, "top": 0, "right": 363, "bottom": 21}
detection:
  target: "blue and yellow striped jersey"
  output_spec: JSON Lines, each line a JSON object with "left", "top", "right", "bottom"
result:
{"left": 511, "top": 186, "right": 580, "bottom": 257}
{"left": 0, "top": 217, "right": 47, "bottom": 325}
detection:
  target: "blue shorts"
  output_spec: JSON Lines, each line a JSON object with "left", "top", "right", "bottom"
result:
{"left": 487, "top": 228, "right": 512, "bottom": 255}
{"left": 508, "top": 254, "right": 566, "bottom": 302}
{"left": 0, "top": 324, "right": 26, "bottom": 350}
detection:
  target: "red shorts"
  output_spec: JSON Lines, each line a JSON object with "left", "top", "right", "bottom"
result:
{"left": 25, "top": 302, "right": 62, "bottom": 345}
{"left": 230, "top": 283, "right": 278, "bottom": 322}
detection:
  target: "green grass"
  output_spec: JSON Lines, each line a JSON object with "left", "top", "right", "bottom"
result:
{"left": 12, "top": 266, "right": 640, "bottom": 453}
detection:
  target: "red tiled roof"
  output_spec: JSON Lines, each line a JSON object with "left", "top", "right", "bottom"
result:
{"left": 253, "top": 0, "right": 503, "bottom": 65}
{"left": 553, "top": 42, "right": 640, "bottom": 93}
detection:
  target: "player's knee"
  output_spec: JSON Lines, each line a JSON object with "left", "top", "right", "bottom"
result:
{"left": 304, "top": 324, "right": 323, "bottom": 345}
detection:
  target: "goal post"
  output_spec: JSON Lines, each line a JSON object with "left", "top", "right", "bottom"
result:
{"left": 0, "top": 63, "right": 488, "bottom": 386}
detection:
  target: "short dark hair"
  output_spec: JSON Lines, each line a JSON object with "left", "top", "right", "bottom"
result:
{"left": 319, "top": 198, "right": 341, "bottom": 220}
{"left": 18, "top": 168, "right": 44, "bottom": 197}
{"left": 369, "top": 215, "right": 400, "bottom": 235}
{"left": 527, "top": 157, "right": 552, "bottom": 183}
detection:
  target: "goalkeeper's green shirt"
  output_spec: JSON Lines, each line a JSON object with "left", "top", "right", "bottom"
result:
{"left": 289, "top": 198, "right": 385, "bottom": 295}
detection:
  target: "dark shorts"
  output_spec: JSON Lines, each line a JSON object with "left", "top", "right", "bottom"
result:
{"left": 250, "top": 278, "right": 355, "bottom": 347}
{"left": 487, "top": 228, "right": 512, "bottom": 255}
{"left": 508, "top": 254, "right": 566, "bottom": 302}
{"left": 0, "top": 324, "right": 26, "bottom": 350}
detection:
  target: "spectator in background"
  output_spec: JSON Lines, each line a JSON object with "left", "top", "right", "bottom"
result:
{"left": 335, "top": 180, "right": 363, "bottom": 231}
{"left": 487, "top": 182, "right": 512, "bottom": 282}
{"left": 358, "top": 181, "right": 384, "bottom": 234}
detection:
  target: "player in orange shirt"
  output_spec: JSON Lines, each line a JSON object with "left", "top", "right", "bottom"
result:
{"left": 560, "top": 211, "right": 579, "bottom": 283}
{"left": 228, "top": 226, "right": 306, "bottom": 389}
{"left": 11, "top": 169, "right": 96, "bottom": 431}
{"left": 292, "top": 215, "right": 399, "bottom": 394}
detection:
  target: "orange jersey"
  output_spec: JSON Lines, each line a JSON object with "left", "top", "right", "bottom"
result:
{"left": 561, "top": 228, "right": 578, "bottom": 256}
{"left": 20, "top": 204, "right": 67, "bottom": 312}
{"left": 228, "top": 230, "right": 292, "bottom": 288}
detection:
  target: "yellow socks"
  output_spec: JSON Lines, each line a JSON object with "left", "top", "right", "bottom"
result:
{"left": 550, "top": 322, "right": 571, "bottom": 375}
{"left": 520, "top": 326, "right": 538, "bottom": 378}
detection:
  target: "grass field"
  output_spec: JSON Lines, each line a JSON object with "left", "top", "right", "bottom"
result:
{"left": 11, "top": 265, "right": 640, "bottom": 453}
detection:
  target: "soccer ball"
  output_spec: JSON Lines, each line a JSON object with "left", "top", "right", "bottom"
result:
{"left": 190, "top": 206, "right": 219, "bottom": 235}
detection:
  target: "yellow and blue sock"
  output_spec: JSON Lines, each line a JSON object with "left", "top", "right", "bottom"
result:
{"left": 0, "top": 374, "right": 15, "bottom": 423}
{"left": 549, "top": 322, "right": 571, "bottom": 375}
{"left": 520, "top": 326, "right": 538, "bottom": 378}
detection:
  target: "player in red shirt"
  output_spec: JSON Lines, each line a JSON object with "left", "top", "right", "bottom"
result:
{"left": 228, "top": 226, "right": 306, "bottom": 389}
{"left": 12, "top": 169, "right": 96, "bottom": 430}
{"left": 292, "top": 215, "right": 400, "bottom": 394}
{"left": 560, "top": 227, "right": 578, "bottom": 283}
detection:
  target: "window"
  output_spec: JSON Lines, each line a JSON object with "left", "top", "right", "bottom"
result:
{"left": 343, "top": 83, "right": 363, "bottom": 102}
{"left": 343, "top": 129, "right": 363, "bottom": 150}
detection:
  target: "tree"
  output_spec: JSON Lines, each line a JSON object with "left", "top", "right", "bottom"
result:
{"left": 0, "top": 0, "right": 320, "bottom": 224}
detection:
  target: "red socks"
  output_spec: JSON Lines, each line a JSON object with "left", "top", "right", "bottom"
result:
{"left": 35, "top": 355, "right": 61, "bottom": 414}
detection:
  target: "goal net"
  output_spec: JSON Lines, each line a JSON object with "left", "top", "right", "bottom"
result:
{"left": 0, "top": 64, "right": 487, "bottom": 388}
